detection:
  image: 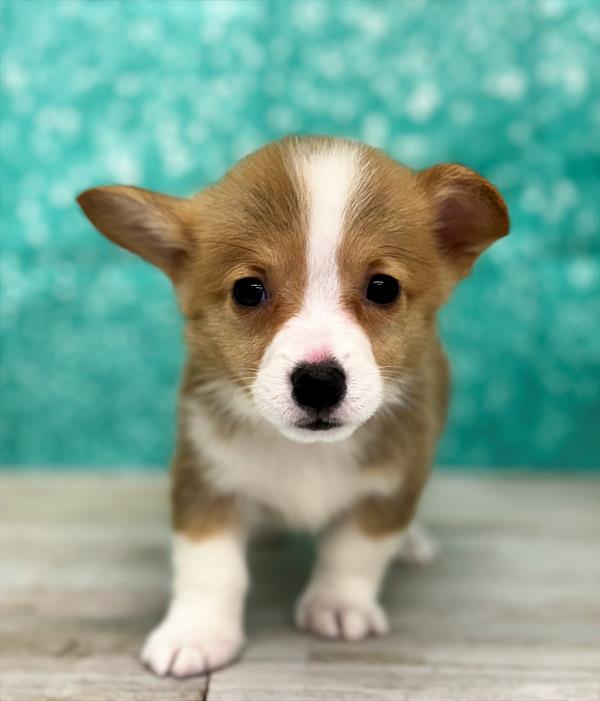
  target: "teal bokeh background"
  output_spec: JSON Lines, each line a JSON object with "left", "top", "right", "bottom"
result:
{"left": 1, "top": 0, "right": 599, "bottom": 469}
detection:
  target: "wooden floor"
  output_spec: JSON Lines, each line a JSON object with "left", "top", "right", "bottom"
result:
{"left": 0, "top": 472, "right": 598, "bottom": 701}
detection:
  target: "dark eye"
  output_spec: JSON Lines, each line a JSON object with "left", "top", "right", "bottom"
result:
{"left": 366, "top": 274, "right": 400, "bottom": 305}
{"left": 233, "top": 277, "right": 267, "bottom": 307}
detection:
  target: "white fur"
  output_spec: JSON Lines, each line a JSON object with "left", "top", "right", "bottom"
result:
{"left": 185, "top": 399, "right": 402, "bottom": 531}
{"left": 141, "top": 533, "right": 247, "bottom": 677}
{"left": 301, "top": 142, "right": 361, "bottom": 301}
{"left": 251, "top": 141, "right": 384, "bottom": 443}
{"left": 296, "top": 521, "right": 403, "bottom": 641}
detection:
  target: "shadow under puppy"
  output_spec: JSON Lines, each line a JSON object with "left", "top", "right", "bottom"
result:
{"left": 77, "top": 136, "right": 509, "bottom": 678}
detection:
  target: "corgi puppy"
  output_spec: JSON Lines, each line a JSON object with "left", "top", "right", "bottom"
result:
{"left": 77, "top": 136, "right": 509, "bottom": 678}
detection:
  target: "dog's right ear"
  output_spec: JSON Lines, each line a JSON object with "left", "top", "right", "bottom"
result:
{"left": 76, "top": 186, "right": 192, "bottom": 279}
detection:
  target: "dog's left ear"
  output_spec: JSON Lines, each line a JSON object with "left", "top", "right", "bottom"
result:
{"left": 418, "top": 164, "right": 509, "bottom": 278}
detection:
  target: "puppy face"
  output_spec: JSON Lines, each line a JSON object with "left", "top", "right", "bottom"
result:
{"left": 78, "top": 137, "right": 508, "bottom": 443}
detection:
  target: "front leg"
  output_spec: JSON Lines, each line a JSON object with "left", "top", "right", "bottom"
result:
{"left": 141, "top": 530, "right": 247, "bottom": 677}
{"left": 295, "top": 518, "right": 401, "bottom": 641}
{"left": 296, "top": 484, "right": 425, "bottom": 641}
{"left": 141, "top": 451, "right": 248, "bottom": 677}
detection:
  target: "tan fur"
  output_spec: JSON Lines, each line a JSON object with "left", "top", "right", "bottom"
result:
{"left": 170, "top": 434, "right": 239, "bottom": 538}
{"left": 354, "top": 335, "right": 450, "bottom": 537}
{"left": 76, "top": 186, "right": 196, "bottom": 278}
{"left": 77, "top": 135, "right": 508, "bottom": 543}
{"left": 418, "top": 162, "right": 510, "bottom": 278}
{"left": 178, "top": 141, "right": 309, "bottom": 413}
{"left": 167, "top": 360, "right": 244, "bottom": 539}
{"left": 328, "top": 146, "right": 455, "bottom": 537}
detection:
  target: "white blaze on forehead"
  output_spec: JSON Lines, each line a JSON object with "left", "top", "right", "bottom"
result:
{"left": 251, "top": 139, "right": 384, "bottom": 442}
{"left": 293, "top": 142, "right": 364, "bottom": 310}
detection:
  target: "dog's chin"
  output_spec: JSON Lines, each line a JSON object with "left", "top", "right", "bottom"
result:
{"left": 274, "top": 420, "right": 360, "bottom": 444}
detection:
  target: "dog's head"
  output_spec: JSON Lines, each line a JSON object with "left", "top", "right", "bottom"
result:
{"left": 78, "top": 136, "right": 508, "bottom": 442}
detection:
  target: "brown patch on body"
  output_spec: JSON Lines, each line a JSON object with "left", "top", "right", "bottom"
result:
{"left": 353, "top": 335, "right": 450, "bottom": 537}
{"left": 79, "top": 140, "right": 313, "bottom": 538}
{"left": 167, "top": 143, "right": 313, "bottom": 535}
{"left": 170, "top": 433, "right": 239, "bottom": 538}
{"left": 328, "top": 142, "right": 506, "bottom": 539}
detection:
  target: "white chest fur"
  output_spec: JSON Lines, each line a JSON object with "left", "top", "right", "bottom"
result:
{"left": 184, "top": 401, "right": 399, "bottom": 531}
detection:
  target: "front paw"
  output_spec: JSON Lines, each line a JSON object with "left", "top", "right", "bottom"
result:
{"left": 295, "top": 589, "right": 388, "bottom": 641}
{"left": 141, "top": 607, "right": 244, "bottom": 678}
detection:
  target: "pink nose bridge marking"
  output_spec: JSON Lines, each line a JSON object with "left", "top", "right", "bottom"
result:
{"left": 304, "top": 347, "right": 333, "bottom": 364}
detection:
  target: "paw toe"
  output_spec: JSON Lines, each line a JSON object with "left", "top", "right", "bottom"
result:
{"left": 141, "top": 623, "right": 243, "bottom": 678}
{"left": 141, "top": 636, "right": 174, "bottom": 677}
{"left": 339, "top": 608, "right": 370, "bottom": 640}
{"left": 171, "top": 646, "right": 206, "bottom": 678}
{"left": 310, "top": 607, "right": 339, "bottom": 639}
{"left": 296, "top": 595, "right": 389, "bottom": 642}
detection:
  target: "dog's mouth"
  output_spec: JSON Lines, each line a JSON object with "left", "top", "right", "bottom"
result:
{"left": 294, "top": 418, "right": 343, "bottom": 432}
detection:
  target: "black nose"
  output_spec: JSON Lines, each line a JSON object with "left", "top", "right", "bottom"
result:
{"left": 290, "top": 360, "right": 347, "bottom": 411}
